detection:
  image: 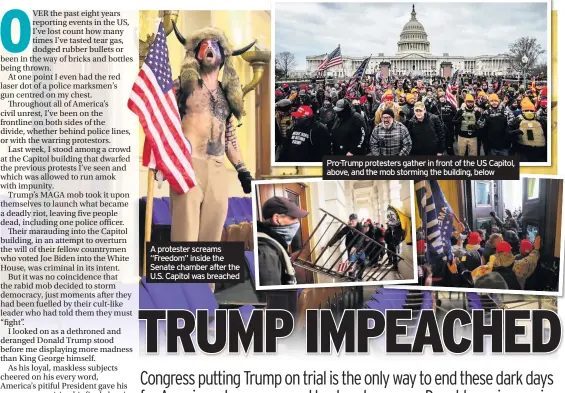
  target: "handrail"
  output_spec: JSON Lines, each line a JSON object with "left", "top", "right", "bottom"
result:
{"left": 291, "top": 208, "right": 413, "bottom": 282}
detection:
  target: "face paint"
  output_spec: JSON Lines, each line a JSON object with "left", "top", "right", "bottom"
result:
{"left": 197, "top": 40, "right": 222, "bottom": 62}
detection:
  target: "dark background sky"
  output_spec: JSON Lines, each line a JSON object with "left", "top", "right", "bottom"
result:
{"left": 275, "top": 2, "right": 548, "bottom": 69}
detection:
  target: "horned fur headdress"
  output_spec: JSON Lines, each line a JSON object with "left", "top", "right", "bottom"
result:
{"left": 172, "top": 21, "right": 255, "bottom": 122}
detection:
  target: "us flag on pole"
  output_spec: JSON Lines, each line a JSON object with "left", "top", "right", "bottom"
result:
{"left": 127, "top": 22, "right": 197, "bottom": 194}
{"left": 316, "top": 45, "right": 343, "bottom": 72}
{"left": 445, "top": 70, "right": 459, "bottom": 108}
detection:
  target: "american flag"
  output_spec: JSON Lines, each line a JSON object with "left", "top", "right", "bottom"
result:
{"left": 415, "top": 180, "right": 454, "bottom": 274}
{"left": 128, "top": 22, "right": 197, "bottom": 194}
{"left": 337, "top": 260, "right": 353, "bottom": 273}
{"left": 316, "top": 45, "right": 343, "bottom": 73}
{"left": 445, "top": 70, "right": 459, "bottom": 108}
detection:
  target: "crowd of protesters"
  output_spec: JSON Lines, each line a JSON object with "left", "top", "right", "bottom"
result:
{"left": 324, "top": 214, "right": 405, "bottom": 279}
{"left": 417, "top": 208, "right": 542, "bottom": 291}
{"left": 274, "top": 74, "right": 549, "bottom": 162}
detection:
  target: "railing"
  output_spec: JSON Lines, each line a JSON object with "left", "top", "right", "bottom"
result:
{"left": 292, "top": 208, "right": 413, "bottom": 283}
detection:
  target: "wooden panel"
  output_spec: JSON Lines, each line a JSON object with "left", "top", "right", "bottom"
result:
{"left": 255, "top": 65, "right": 271, "bottom": 179}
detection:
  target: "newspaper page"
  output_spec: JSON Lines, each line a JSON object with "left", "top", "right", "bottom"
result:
{"left": 0, "top": 2, "right": 563, "bottom": 393}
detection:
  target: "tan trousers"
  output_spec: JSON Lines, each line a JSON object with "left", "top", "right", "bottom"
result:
{"left": 457, "top": 136, "right": 478, "bottom": 156}
{"left": 170, "top": 157, "right": 229, "bottom": 292}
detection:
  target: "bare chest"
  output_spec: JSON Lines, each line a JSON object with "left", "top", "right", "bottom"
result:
{"left": 185, "top": 85, "right": 231, "bottom": 122}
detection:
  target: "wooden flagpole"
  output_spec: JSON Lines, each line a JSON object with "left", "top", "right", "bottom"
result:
{"left": 144, "top": 168, "right": 154, "bottom": 277}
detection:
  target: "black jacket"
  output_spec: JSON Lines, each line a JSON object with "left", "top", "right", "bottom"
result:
{"left": 493, "top": 266, "right": 522, "bottom": 290}
{"left": 407, "top": 112, "right": 445, "bottom": 155}
{"left": 256, "top": 221, "right": 296, "bottom": 286}
{"left": 479, "top": 107, "right": 515, "bottom": 149}
{"left": 461, "top": 248, "right": 481, "bottom": 271}
{"left": 279, "top": 118, "right": 331, "bottom": 162}
{"left": 331, "top": 107, "right": 367, "bottom": 155}
{"left": 327, "top": 223, "right": 365, "bottom": 254}
{"left": 439, "top": 101, "right": 455, "bottom": 127}
{"left": 385, "top": 225, "right": 405, "bottom": 245}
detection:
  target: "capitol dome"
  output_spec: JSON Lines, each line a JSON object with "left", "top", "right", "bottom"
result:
{"left": 397, "top": 5, "right": 430, "bottom": 54}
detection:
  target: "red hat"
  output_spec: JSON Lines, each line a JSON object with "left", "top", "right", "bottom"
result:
{"left": 300, "top": 84, "right": 308, "bottom": 90}
{"left": 540, "top": 98, "right": 547, "bottom": 108}
{"left": 520, "top": 239, "right": 533, "bottom": 254}
{"left": 416, "top": 240, "right": 426, "bottom": 255}
{"left": 282, "top": 83, "right": 289, "bottom": 88}
{"left": 275, "top": 90, "right": 283, "bottom": 97}
{"left": 360, "top": 96, "right": 367, "bottom": 104}
{"left": 365, "top": 218, "right": 372, "bottom": 225}
{"left": 468, "top": 232, "right": 481, "bottom": 246}
{"left": 291, "top": 105, "right": 313, "bottom": 119}
{"left": 496, "top": 241, "right": 512, "bottom": 254}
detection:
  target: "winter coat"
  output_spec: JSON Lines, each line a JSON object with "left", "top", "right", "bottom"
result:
{"left": 407, "top": 112, "right": 445, "bottom": 155}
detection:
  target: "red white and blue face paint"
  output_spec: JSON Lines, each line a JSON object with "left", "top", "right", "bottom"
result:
{"left": 197, "top": 40, "right": 222, "bottom": 61}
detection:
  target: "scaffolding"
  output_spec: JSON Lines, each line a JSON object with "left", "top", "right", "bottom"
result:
{"left": 292, "top": 208, "right": 413, "bottom": 283}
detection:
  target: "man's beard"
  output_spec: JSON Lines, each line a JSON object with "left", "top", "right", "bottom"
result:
{"left": 200, "top": 57, "right": 221, "bottom": 73}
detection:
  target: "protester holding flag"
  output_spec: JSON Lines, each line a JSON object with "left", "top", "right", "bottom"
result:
{"left": 415, "top": 180, "right": 456, "bottom": 285}
{"left": 130, "top": 21, "right": 256, "bottom": 289}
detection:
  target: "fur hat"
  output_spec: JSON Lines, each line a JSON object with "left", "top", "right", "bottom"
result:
{"left": 173, "top": 23, "right": 256, "bottom": 123}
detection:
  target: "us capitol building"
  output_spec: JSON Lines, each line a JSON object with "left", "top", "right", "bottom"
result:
{"left": 302, "top": 5, "right": 511, "bottom": 79}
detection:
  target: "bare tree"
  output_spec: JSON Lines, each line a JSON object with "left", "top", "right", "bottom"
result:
{"left": 506, "top": 37, "right": 545, "bottom": 74}
{"left": 530, "top": 62, "right": 547, "bottom": 78}
{"left": 275, "top": 52, "right": 297, "bottom": 77}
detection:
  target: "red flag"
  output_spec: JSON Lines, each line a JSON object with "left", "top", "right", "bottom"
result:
{"left": 128, "top": 22, "right": 196, "bottom": 194}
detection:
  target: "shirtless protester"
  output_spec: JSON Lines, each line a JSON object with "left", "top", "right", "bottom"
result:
{"left": 170, "top": 23, "right": 255, "bottom": 245}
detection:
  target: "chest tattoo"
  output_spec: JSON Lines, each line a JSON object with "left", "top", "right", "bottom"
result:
{"left": 207, "top": 122, "right": 225, "bottom": 156}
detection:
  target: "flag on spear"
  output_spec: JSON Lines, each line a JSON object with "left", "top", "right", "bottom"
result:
{"left": 128, "top": 22, "right": 197, "bottom": 194}
{"left": 415, "top": 180, "right": 455, "bottom": 278}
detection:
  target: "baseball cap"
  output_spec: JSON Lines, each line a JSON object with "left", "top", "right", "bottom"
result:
{"left": 291, "top": 105, "right": 313, "bottom": 119}
{"left": 333, "top": 99, "right": 347, "bottom": 112}
{"left": 262, "top": 197, "right": 309, "bottom": 219}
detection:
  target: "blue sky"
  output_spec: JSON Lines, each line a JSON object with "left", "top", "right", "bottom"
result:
{"left": 275, "top": 2, "right": 548, "bottom": 69}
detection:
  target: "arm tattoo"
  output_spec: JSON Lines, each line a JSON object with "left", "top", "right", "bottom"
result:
{"left": 234, "top": 161, "right": 246, "bottom": 171}
{"left": 225, "top": 118, "right": 238, "bottom": 152}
